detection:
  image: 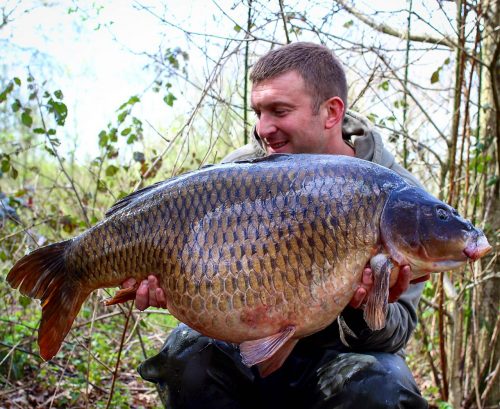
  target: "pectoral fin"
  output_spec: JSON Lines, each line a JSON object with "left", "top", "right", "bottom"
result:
{"left": 240, "top": 325, "right": 296, "bottom": 377}
{"left": 364, "top": 254, "right": 393, "bottom": 330}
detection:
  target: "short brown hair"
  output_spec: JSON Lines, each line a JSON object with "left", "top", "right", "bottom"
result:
{"left": 250, "top": 42, "right": 347, "bottom": 114}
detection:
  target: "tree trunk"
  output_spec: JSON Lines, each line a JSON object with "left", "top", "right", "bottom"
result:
{"left": 476, "top": 0, "right": 499, "bottom": 406}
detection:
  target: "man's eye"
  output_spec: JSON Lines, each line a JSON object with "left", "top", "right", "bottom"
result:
{"left": 274, "top": 110, "right": 287, "bottom": 116}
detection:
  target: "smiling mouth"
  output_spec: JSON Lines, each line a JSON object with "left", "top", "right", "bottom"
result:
{"left": 268, "top": 141, "right": 288, "bottom": 149}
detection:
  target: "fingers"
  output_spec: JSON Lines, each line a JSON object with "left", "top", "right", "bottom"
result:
{"left": 134, "top": 275, "right": 168, "bottom": 311}
{"left": 148, "top": 275, "right": 160, "bottom": 307}
{"left": 349, "top": 267, "right": 373, "bottom": 309}
{"left": 388, "top": 265, "right": 411, "bottom": 302}
{"left": 155, "top": 288, "right": 168, "bottom": 309}
{"left": 349, "top": 287, "right": 367, "bottom": 309}
{"left": 135, "top": 279, "right": 149, "bottom": 311}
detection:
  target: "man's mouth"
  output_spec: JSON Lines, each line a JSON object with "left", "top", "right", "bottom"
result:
{"left": 267, "top": 140, "right": 288, "bottom": 150}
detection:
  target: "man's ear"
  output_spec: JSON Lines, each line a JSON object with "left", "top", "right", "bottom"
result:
{"left": 324, "top": 97, "right": 344, "bottom": 129}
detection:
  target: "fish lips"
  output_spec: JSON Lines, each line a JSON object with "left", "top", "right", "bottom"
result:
{"left": 463, "top": 234, "right": 492, "bottom": 261}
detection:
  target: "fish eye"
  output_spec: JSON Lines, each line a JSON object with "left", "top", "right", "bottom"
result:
{"left": 436, "top": 207, "right": 449, "bottom": 221}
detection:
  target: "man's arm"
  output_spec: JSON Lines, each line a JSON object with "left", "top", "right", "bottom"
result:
{"left": 340, "top": 279, "right": 426, "bottom": 352}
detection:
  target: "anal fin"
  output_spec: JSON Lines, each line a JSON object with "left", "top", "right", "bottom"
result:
{"left": 240, "top": 325, "right": 296, "bottom": 377}
{"left": 104, "top": 283, "right": 139, "bottom": 306}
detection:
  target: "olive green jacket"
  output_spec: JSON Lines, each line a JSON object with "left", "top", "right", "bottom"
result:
{"left": 222, "top": 111, "right": 425, "bottom": 354}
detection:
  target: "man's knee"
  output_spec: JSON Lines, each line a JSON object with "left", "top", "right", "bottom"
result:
{"left": 316, "top": 352, "right": 428, "bottom": 409}
{"left": 138, "top": 324, "right": 212, "bottom": 386}
{"left": 137, "top": 324, "right": 255, "bottom": 409}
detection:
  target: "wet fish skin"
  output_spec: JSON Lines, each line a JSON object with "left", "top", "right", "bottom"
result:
{"left": 68, "top": 155, "right": 387, "bottom": 342}
{"left": 7, "top": 154, "right": 491, "bottom": 373}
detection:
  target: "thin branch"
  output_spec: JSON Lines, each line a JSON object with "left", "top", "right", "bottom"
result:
{"left": 34, "top": 91, "right": 91, "bottom": 227}
{"left": 376, "top": 51, "right": 449, "bottom": 144}
{"left": 104, "top": 302, "right": 133, "bottom": 409}
{"left": 335, "top": 0, "right": 457, "bottom": 48}
{"left": 278, "top": 0, "right": 290, "bottom": 44}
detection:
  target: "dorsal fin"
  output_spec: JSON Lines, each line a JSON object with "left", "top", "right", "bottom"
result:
{"left": 104, "top": 164, "right": 217, "bottom": 218}
{"left": 105, "top": 180, "right": 166, "bottom": 218}
{"left": 234, "top": 153, "right": 292, "bottom": 165}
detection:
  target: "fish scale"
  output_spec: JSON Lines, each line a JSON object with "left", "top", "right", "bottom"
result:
{"left": 7, "top": 154, "right": 492, "bottom": 376}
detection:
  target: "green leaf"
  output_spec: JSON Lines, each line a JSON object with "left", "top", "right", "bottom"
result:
{"left": 430, "top": 69, "right": 440, "bottom": 84}
{"left": 14, "top": 77, "right": 21, "bottom": 86}
{"left": 128, "top": 95, "right": 140, "bottom": 105}
{"left": 48, "top": 100, "right": 68, "bottom": 125}
{"left": 105, "top": 165, "right": 119, "bottom": 177}
{"left": 1, "top": 159, "right": 10, "bottom": 172}
{"left": 163, "top": 93, "right": 177, "bottom": 107}
{"left": 54, "top": 89, "right": 64, "bottom": 99}
{"left": 98, "top": 131, "right": 108, "bottom": 147}
{"left": 118, "top": 95, "right": 140, "bottom": 110}
{"left": 19, "top": 295, "right": 31, "bottom": 308}
{"left": 47, "top": 129, "right": 56, "bottom": 135}
{"left": 97, "top": 180, "right": 107, "bottom": 192}
{"left": 109, "top": 128, "right": 118, "bottom": 142}
{"left": 234, "top": 24, "right": 242, "bottom": 32}
{"left": 10, "top": 166, "right": 18, "bottom": 179}
{"left": 21, "top": 111, "right": 33, "bottom": 128}
{"left": 117, "top": 110, "right": 128, "bottom": 124}
{"left": 121, "top": 127, "right": 131, "bottom": 136}
{"left": 343, "top": 20, "right": 354, "bottom": 28}
{"left": 126, "top": 134, "right": 137, "bottom": 144}
{"left": 0, "top": 82, "right": 14, "bottom": 103}
{"left": 44, "top": 145, "right": 56, "bottom": 156}
{"left": 33, "top": 128, "right": 46, "bottom": 134}
{"left": 378, "top": 80, "right": 389, "bottom": 91}
{"left": 11, "top": 100, "right": 21, "bottom": 112}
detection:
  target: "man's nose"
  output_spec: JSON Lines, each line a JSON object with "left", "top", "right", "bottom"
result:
{"left": 257, "top": 113, "right": 278, "bottom": 139}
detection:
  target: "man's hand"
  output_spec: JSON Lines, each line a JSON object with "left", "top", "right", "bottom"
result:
{"left": 349, "top": 265, "right": 430, "bottom": 308}
{"left": 349, "top": 267, "right": 373, "bottom": 308}
{"left": 122, "top": 275, "right": 167, "bottom": 311}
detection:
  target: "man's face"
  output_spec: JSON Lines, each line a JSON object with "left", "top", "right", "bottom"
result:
{"left": 250, "top": 71, "right": 330, "bottom": 154}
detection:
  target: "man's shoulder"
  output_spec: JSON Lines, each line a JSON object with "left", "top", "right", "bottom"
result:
{"left": 221, "top": 142, "right": 266, "bottom": 164}
{"left": 346, "top": 112, "right": 424, "bottom": 190}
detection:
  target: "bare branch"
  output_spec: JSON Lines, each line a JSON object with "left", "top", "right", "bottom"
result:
{"left": 278, "top": 0, "right": 290, "bottom": 44}
{"left": 335, "top": 0, "right": 457, "bottom": 48}
{"left": 376, "top": 51, "right": 449, "bottom": 144}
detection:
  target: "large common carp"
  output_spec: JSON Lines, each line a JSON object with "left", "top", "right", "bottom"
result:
{"left": 7, "top": 154, "right": 491, "bottom": 376}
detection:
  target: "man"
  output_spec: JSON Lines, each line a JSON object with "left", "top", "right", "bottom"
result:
{"left": 123, "top": 42, "right": 429, "bottom": 408}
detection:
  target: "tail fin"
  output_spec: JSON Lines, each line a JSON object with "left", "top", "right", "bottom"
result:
{"left": 7, "top": 240, "right": 90, "bottom": 360}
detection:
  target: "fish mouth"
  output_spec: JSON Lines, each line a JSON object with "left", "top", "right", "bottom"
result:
{"left": 463, "top": 235, "right": 492, "bottom": 261}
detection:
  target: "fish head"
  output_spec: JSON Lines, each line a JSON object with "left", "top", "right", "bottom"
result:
{"left": 380, "top": 186, "right": 492, "bottom": 277}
